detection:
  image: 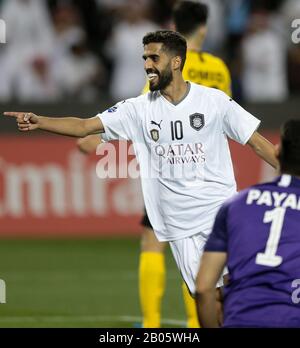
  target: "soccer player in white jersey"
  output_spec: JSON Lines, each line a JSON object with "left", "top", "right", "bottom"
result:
{"left": 5, "top": 30, "right": 278, "bottom": 307}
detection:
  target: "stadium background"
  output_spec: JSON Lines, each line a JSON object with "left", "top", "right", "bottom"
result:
{"left": 0, "top": 0, "right": 299, "bottom": 327}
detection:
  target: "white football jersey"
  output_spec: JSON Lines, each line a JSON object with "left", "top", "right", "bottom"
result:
{"left": 98, "top": 82, "right": 260, "bottom": 241}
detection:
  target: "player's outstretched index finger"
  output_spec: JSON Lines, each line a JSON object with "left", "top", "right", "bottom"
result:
{"left": 3, "top": 112, "right": 24, "bottom": 118}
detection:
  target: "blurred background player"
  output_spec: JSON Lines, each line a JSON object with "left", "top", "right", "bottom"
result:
{"left": 195, "top": 119, "right": 300, "bottom": 328}
{"left": 77, "top": 1, "right": 232, "bottom": 328}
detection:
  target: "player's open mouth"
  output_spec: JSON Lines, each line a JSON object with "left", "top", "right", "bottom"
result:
{"left": 147, "top": 73, "right": 158, "bottom": 82}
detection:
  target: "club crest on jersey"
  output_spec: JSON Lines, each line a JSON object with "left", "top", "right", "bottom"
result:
{"left": 189, "top": 113, "right": 205, "bottom": 131}
{"left": 150, "top": 129, "right": 159, "bottom": 142}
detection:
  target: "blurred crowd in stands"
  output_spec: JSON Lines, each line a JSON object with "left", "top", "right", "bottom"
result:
{"left": 0, "top": 0, "right": 299, "bottom": 104}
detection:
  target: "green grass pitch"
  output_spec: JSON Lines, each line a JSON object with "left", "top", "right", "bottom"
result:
{"left": 0, "top": 238, "right": 186, "bottom": 328}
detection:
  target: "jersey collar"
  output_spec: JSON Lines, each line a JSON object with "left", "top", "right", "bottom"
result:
{"left": 159, "top": 82, "right": 192, "bottom": 107}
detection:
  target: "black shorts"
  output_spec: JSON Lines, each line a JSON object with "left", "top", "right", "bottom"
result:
{"left": 140, "top": 209, "right": 153, "bottom": 228}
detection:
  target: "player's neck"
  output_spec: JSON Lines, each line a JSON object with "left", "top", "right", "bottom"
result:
{"left": 186, "top": 35, "right": 204, "bottom": 52}
{"left": 160, "top": 77, "right": 189, "bottom": 104}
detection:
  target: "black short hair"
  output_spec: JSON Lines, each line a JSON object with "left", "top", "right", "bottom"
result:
{"left": 280, "top": 119, "right": 300, "bottom": 176}
{"left": 143, "top": 30, "right": 187, "bottom": 70}
{"left": 172, "top": 1, "right": 209, "bottom": 36}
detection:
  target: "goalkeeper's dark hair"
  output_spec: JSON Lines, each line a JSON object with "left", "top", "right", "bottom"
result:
{"left": 279, "top": 119, "right": 300, "bottom": 176}
{"left": 172, "top": 1, "right": 209, "bottom": 36}
{"left": 143, "top": 30, "right": 187, "bottom": 70}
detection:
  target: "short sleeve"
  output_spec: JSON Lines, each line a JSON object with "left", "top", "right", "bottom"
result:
{"left": 97, "top": 99, "right": 138, "bottom": 142}
{"left": 204, "top": 202, "right": 229, "bottom": 252}
{"left": 220, "top": 95, "right": 261, "bottom": 145}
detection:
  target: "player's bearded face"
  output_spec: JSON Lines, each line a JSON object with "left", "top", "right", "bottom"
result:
{"left": 147, "top": 63, "right": 173, "bottom": 91}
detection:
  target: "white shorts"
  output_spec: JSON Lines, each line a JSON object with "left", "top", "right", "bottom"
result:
{"left": 169, "top": 232, "right": 228, "bottom": 295}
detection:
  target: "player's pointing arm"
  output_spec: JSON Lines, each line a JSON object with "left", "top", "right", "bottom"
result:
{"left": 3, "top": 112, "right": 104, "bottom": 138}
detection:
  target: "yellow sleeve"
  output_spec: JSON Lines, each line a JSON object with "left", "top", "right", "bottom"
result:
{"left": 211, "top": 56, "right": 232, "bottom": 97}
{"left": 222, "top": 62, "right": 232, "bottom": 97}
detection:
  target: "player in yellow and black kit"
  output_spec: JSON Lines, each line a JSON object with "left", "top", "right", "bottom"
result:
{"left": 182, "top": 50, "right": 231, "bottom": 95}
{"left": 77, "top": 1, "right": 232, "bottom": 328}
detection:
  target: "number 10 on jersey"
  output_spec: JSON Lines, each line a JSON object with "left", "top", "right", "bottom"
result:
{"left": 170, "top": 121, "right": 183, "bottom": 141}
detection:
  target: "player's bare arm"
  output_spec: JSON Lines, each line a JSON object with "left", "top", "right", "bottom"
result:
{"left": 195, "top": 252, "right": 227, "bottom": 328}
{"left": 3, "top": 112, "right": 104, "bottom": 138}
{"left": 247, "top": 131, "right": 279, "bottom": 169}
{"left": 77, "top": 134, "right": 102, "bottom": 154}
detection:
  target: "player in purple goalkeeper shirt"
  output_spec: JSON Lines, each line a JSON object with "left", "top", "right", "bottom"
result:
{"left": 195, "top": 119, "right": 300, "bottom": 328}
